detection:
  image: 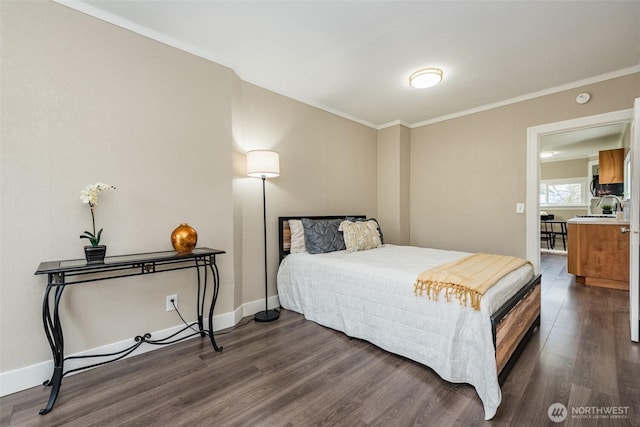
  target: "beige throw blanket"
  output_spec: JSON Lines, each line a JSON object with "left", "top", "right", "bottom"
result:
{"left": 414, "top": 253, "right": 531, "bottom": 310}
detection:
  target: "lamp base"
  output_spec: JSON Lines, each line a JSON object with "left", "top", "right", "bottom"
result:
{"left": 254, "top": 309, "right": 280, "bottom": 322}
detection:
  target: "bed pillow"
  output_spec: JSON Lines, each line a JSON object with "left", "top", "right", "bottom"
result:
{"left": 339, "top": 220, "right": 382, "bottom": 253}
{"left": 288, "top": 219, "right": 307, "bottom": 253}
{"left": 346, "top": 216, "right": 384, "bottom": 244}
{"left": 301, "top": 218, "right": 346, "bottom": 254}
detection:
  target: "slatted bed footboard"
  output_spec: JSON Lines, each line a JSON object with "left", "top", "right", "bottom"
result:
{"left": 492, "top": 274, "right": 541, "bottom": 383}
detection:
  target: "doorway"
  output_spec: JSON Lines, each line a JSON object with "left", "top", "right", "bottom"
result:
{"left": 525, "top": 109, "right": 633, "bottom": 274}
{"left": 538, "top": 122, "right": 630, "bottom": 255}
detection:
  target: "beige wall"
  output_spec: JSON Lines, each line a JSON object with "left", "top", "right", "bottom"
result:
{"left": 1, "top": 1, "right": 234, "bottom": 371}
{"left": 377, "top": 124, "right": 410, "bottom": 244}
{"left": 541, "top": 158, "right": 588, "bottom": 180}
{"left": 3, "top": 0, "right": 639, "bottom": 392}
{"left": 0, "top": 0, "right": 378, "bottom": 380}
{"left": 0, "top": 2, "right": 234, "bottom": 371}
{"left": 410, "top": 73, "right": 640, "bottom": 257}
{"left": 233, "top": 81, "right": 378, "bottom": 304}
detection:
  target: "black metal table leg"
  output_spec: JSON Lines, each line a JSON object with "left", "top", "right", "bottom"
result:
{"left": 208, "top": 256, "right": 222, "bottom": 352}
{"left": 40, "top": 275, "right": 65, "bottom": 415}
{"left": 35, "top": 247, "right": 225, "bottom": 415}
{"left": 39, "top": 366, "right": 62, "bottom": 415}
{"left": 195, "top": 256, "right": 206, "bottom": 337}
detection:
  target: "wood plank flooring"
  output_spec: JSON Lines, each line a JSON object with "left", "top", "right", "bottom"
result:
{"left": 1, "top": 254, "right": 639, "bottom": 426}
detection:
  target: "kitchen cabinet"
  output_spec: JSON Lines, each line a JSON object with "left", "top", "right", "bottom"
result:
{"left": 598, "top": 148, "right": 624, "bottom": 184}
{"left": 567, "top": 220, "right": 629, "bottom": 290}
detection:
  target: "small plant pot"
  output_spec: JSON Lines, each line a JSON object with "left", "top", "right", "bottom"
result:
{"left": 84, "top": 245, "right": 106, "bottom": 264}
{"left": 602, "top": 209, "right": 613, "bottom": 215}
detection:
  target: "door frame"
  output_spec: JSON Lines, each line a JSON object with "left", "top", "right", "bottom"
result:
{"left": 526, "top": 109, "right": 633, "bottom": 275}
{"left": 630, "top": 98, "right": 639, "bottom": 342}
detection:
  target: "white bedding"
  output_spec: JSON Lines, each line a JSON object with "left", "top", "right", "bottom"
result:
{"left": 276, "top": 244, "right": 534, "bottom": 420}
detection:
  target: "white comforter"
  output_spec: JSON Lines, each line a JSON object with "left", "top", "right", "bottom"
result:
{"left": 276, "top": 245, "right": 534, "bottom": 420}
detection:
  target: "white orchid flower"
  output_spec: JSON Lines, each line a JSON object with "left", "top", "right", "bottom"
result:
{"left": 79, "top": 182, "right": 116, "bottom": 246}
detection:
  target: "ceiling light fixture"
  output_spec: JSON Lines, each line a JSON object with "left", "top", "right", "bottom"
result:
{"left": 409, "top": 68, "right": 443, "bottom": 89}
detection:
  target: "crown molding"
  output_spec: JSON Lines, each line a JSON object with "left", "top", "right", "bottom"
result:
{"left": 51, "top": 1, "right": 640, "bottom": 131}
{"left": 410, "top": 64, "right": 640, "bottom": 128}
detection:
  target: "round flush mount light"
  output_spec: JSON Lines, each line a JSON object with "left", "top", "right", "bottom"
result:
{"left": 409, "top": 68, "right": 443, "bottom": 89}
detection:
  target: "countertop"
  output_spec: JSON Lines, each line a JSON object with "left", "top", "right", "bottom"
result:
{"left": 567, "top": 217, "right": 630, "bottom": 225}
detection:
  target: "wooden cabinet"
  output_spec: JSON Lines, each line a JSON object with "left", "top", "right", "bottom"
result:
{"left": 567, "top": 222, "right": 629, "bottom": 290}
{"left": 598, "top": 148, "right": 624, "bottom": 184}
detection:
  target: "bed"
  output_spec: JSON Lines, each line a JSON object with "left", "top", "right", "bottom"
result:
{"left": 275, "top": 215, "right": 541, "bottom": 420}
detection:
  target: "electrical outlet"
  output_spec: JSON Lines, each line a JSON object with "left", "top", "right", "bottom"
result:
{"left": 166, "top": 294, "right": 178, "bottom": 312}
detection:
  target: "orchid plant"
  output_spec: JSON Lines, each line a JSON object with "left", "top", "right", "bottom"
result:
{"left": 79, "top": 182, "right": 116, "bottom": 247}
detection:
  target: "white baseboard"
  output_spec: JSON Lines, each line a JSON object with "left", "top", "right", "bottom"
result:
{"left": 242, "top": 294, "right": 280, "bottom": 317}
{"left": 0, "top": 295, "right": 280, "bottom": 397}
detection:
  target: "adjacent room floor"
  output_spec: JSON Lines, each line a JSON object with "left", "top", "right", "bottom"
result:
{"left": 1, "top": 254, "right": 638, "bottom": 426}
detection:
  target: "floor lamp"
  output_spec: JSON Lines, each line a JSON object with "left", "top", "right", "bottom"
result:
{"left": 247, "top": 150, "right": 280, "bottom": 322}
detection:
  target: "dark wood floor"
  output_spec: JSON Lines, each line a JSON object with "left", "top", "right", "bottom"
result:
{"left": 2, "top": 254, "right": 639, "bottom": 426}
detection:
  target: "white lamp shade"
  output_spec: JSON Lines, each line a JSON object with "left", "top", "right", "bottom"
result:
{"left": 409, "top": 68, "right": 443, "bottom": 89}
{"left": 246, "top": 150, "right": 280, "bottom": 178}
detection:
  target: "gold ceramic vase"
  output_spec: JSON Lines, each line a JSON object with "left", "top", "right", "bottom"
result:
{"left": 171, "top": 223, "right": 198, "bottom": 254}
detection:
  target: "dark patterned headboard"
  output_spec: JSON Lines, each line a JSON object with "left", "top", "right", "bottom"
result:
{"left": 278, "top": 215, "right": 366, "bottom": 261}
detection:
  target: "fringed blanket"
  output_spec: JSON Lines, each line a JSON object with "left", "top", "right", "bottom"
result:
{"left": 414, "top": 253, "right": 531, "bottom": 310}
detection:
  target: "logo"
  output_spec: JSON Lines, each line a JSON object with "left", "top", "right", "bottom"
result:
{"left": 548, "top": 403, "right": 567, "bottom": 423}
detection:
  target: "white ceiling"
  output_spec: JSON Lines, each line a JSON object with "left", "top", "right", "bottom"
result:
{"left": 59, "top": 0, "right": 640, "bottom": 128}
{"left": 540, "top": 123, "right": 628, "bottom": 163}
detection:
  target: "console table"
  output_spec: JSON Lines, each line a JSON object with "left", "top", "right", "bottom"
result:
{"left": 34, "top": 247, "right": 225, "bottom": 415}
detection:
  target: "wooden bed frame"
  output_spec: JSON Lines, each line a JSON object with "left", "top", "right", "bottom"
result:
{"left": 277, "top": 215, "right": 541, "bottom": 384}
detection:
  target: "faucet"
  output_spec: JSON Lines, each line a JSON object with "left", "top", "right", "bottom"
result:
{"left": 597, "top": 195, "right": 622, "bottom": 212}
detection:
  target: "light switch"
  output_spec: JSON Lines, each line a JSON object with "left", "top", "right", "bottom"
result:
{"left": 516, "top": 203, "right": 525, "bottom": 214}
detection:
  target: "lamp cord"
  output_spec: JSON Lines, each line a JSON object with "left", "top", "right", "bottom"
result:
{"left": 171, "top": 299, "right": 201, "bottom": 334}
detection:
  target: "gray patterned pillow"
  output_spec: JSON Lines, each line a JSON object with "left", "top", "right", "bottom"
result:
{"left": 301, "top": 218, "right": 346, "bottom": 254}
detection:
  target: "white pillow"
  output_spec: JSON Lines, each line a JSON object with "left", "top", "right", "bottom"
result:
{"left": 288, "top": 219, "right": 307, "bottom": 253}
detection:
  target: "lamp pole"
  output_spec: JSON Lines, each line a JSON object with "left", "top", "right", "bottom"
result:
{"left": 254, "top": 174, "right": 279, "bottom": 322}
{"left": 246, "top": 150, "right": 280, "bottom": 322}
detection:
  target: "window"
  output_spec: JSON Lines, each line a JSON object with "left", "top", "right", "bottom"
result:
{"left": 540, "top": 178, "right": 588, "bottom": 207}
